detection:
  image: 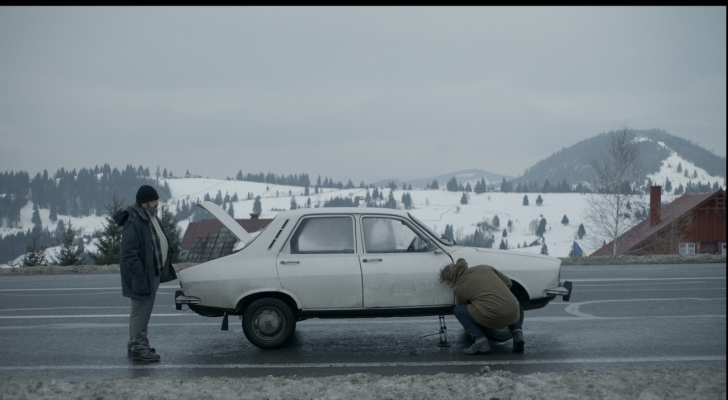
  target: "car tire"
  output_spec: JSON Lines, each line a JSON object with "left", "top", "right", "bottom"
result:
{"left": 242, "top": 298, "right": 296, "bottom": 349}
{"left": 483, "top": 304, "right": 524, "bottom": 342}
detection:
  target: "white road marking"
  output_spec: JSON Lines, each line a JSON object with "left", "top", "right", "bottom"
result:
{"left": 0, "top": 313, "right": 189, "bottom": 319}
{"left": 0, "top": 356, "right": 723, "bottom": 371}
{"left": 0, "top": 285, "right": 178, "bottom": 292}
{"left": 568, "top": 277, "right": 725, "bottom": 282}
{"left": 565, "top": 297, "right": 727, "bottom": 319}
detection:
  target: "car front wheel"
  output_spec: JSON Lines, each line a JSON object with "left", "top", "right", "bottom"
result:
{"left": 242, "top": 298, "right": 296, "bottom": 349}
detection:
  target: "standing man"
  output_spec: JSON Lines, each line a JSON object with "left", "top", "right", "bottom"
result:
{"left": 113, "top": 185, "right": 177, "bottom": 362}
{"left": 439, "top": 258, "right": 524, "bottom": 354}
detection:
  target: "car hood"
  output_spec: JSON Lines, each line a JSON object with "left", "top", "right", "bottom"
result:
{"left": 196, "top": 201, "right": 254, "bottom": 245}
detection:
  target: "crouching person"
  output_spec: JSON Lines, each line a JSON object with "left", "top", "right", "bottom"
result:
{"left": 439, "top": 258, "right": 524, "bottom": 354}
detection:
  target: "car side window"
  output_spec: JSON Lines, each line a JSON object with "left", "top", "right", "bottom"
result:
{"left": 288, "top": 217, "right": 355, "bottom": 254}
{"left": 362, "top": 217, "right": 431, "bottom": 253}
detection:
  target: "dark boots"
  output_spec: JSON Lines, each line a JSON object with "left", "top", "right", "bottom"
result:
{"left": 512, "top": 331, "right": 525, "bottom": 353}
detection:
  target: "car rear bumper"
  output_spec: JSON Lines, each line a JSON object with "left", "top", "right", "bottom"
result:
{"left": 175, "top": 290, "right": 201, "bottom": 310}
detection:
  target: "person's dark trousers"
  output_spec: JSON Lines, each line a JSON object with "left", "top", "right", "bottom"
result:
{"left": 129, "top": 275, "right": 161, "bottom": 353}
{"left": 453, "top": 304, "right": 523, "bottom": 340}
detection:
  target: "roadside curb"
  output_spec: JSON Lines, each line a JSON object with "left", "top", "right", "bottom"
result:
{"left": 560, "top": 254, "right": 726, "bottom": 265}
{"left": 0, "top": 263, "right": 199, "bottom": 276}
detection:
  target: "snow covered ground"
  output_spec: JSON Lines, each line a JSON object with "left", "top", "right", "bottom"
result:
{"left": 2, "top": 148, "right": 725, "bottom": 269}
{"left": 1, "top": 368, "right": 725, "bottom": 399}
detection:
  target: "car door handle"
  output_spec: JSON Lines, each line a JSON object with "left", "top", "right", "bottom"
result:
{"left": 362, "top": 258, "right": 382, "bottom": 263}
{"left": 280, "top": 261, "right": 300, "bottom": 265}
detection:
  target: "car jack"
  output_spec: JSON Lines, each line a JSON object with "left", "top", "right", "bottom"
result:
{"left": 438, "top": 315, "right": 450, "bottom": 347}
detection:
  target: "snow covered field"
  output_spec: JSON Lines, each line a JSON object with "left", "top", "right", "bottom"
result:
{"left": 1, "top": 368, "right": 725, "bottom": 399}
{"left": 1, "top": 146, "right": 724, "bottom": 268}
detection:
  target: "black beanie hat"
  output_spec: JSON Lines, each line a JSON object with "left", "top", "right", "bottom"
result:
{"left": 136, "top": 185, "right": 159, "bottom": 204}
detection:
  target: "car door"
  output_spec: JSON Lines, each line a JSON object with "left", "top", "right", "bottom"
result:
{"left": 359, "top": 215, "right": 454, "bottom": 308}
{"left": 276, "top": 215, "right": 363, "bottom": 309}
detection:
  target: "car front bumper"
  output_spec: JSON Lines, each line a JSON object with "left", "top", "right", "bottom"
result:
{"left": 545, "top": 281, "right": 572, "bottom": 301}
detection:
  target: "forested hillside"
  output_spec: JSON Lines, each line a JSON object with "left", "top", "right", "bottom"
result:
{"left": 517, "top": 129, "right": 726, "bottom": 186}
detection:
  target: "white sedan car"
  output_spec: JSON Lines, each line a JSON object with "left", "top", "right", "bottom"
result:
{"left": 175, "top": 202, "right": 572, "bottom": 349}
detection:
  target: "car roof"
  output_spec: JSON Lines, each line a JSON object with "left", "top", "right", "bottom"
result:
{"left": 272, "top": 207, "right": 411, "bottom": 219}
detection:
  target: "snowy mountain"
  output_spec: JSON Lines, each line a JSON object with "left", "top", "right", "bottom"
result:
{"left": 517, "top": 129, "right": 726, "bottom": 188}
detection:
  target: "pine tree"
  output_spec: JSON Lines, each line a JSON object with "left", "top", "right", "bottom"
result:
{"left": 290, "top": 196, "right": 297, "bottom": 210}
{"left": 89, "top": 193, "right": 124, "bottom": 265}
{"left": 53, "top": 220, "right": 84, "bottom": 266}
{"left": 365, "top": 189, "right": 371, "bottom": 204}
{"left": 499, "top": 238, "right": 508, "bottom": 250}
{"left": 677, "top": 163, "right": 682, "bottom": 173}
{"left": 561, "top": 215, "right": 569, "bottom": 225}
{"left": 536, "top": 194, "right": 543, "bottom": 206}
{"left": 665, "top": 178, "right": 672, "bottom": 193}
{"left": 540, "top": 243, "right": 549, "bottom": 255}
{"left": 507, "top": 219, "right": 513, "bottom": 233}
{"left": 31, "top": 203, "right": 42, "bottom": 232}
{"left": 227, "top": 202, "right": 235, "bottom": 218}
{"left": 502, "top": 228, "right": 508, "bottom": 237}
{"left": 577, "top": 223, "right": 586, "bottom": 239}
{"left": 523, "top": 195, "right": 529, "bottom": 206}
{"left": 163, "top": 168, "right": 168, "bottom": 179}
{"left": 444, "top": 224, "right": 454, "bottom": 241}
{"left": 159, "top": 205, "right": 182, "bottom": 263}
{"left": 430, "top": 179, "right": 439, "bottom": 190}
{"left": 236, "top": 170, "right": 243, "bottom": 180}
{"left": 49, "top": 201, "right": 58, "bottom": 222}
{"left": 22, "top": 230, "right": 48, "bottom": 267}
{"left": 536, "top": 218, "right": 547, "bottom": 238}
{"left": 460, "top": 192, "right": 468, "bottom": 205}
{"left": 253, "top": 196, "right": 262, "bottom": 215}
{"left": 492, "top": 215, "right": 500, "bottom": 228}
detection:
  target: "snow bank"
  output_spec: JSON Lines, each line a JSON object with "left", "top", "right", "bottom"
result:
{"left": 1, "top": 368, "right": 725, "bottom": 399}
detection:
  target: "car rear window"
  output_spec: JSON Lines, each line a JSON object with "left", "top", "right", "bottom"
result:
{"left": 289, "top": 217, "right": 355, "bottom": 254}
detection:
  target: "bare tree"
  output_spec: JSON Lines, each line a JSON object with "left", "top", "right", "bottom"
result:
{"left": 584, "top": 127, "right": 644, "bottom": 256}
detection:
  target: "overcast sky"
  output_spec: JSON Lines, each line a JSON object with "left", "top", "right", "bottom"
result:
{"left": 1, "top": 7, "right": 725, "bottom": 183}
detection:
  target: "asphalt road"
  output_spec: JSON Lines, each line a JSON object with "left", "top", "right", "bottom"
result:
{"left": 0, "top": 263, "right": 725, "bottom": 379}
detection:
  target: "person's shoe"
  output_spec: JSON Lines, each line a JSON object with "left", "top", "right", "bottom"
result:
{"left": 130, "top": 350, "right": 160, "bottom": 362}
{"left": 463, "top": 338, "right": 491, "bottom": 355}
{"left": 128, "top": 346, "right": 155, "bottom": 357}
{"left": 512, "top": 331, "right": 525, "bottom": 353}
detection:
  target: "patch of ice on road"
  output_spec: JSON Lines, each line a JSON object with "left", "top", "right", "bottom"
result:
{"left": 1, "top": 368, "right": 725, "bottom": 399}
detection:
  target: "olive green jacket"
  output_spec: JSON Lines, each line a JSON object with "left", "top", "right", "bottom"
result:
{"left": 443, "top": 258, "right": 520, "bottom": 328}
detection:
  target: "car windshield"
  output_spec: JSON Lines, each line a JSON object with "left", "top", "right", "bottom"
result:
{"left": 408, "top": 213, "right": 454, "bottom": 246}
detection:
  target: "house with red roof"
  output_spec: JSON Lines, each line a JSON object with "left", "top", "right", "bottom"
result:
{"left": 591, "top": 187, "right": 726, "bottom": 256}
{"left": 180, "top": 213, "right": 273, "bottom": 263}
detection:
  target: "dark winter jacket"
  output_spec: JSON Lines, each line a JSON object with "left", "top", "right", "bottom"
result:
{"left": 113, "top": 205, "right": 177, "bottom": 300}
{"left": 441, "top": 258, "right": 520, "bottom": 329}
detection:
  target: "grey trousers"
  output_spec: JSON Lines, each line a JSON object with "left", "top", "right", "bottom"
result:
{"left": 129, "top": 274, "right": 160, "bottom": 353}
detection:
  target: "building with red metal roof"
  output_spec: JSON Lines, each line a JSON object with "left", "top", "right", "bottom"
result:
{"left": 180, "top": 213, "right": 273, "bottom": 262}
{"left": 591, "top": 187, "right": 725, "bottom": 256}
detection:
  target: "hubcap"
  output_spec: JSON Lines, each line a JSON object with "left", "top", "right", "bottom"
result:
{"left": 252, "top": 307, "right": 284, "bottom": 339}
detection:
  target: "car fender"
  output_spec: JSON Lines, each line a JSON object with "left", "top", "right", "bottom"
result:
{"left": 234, "top": 287, "right": 304, "bottom": 312}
